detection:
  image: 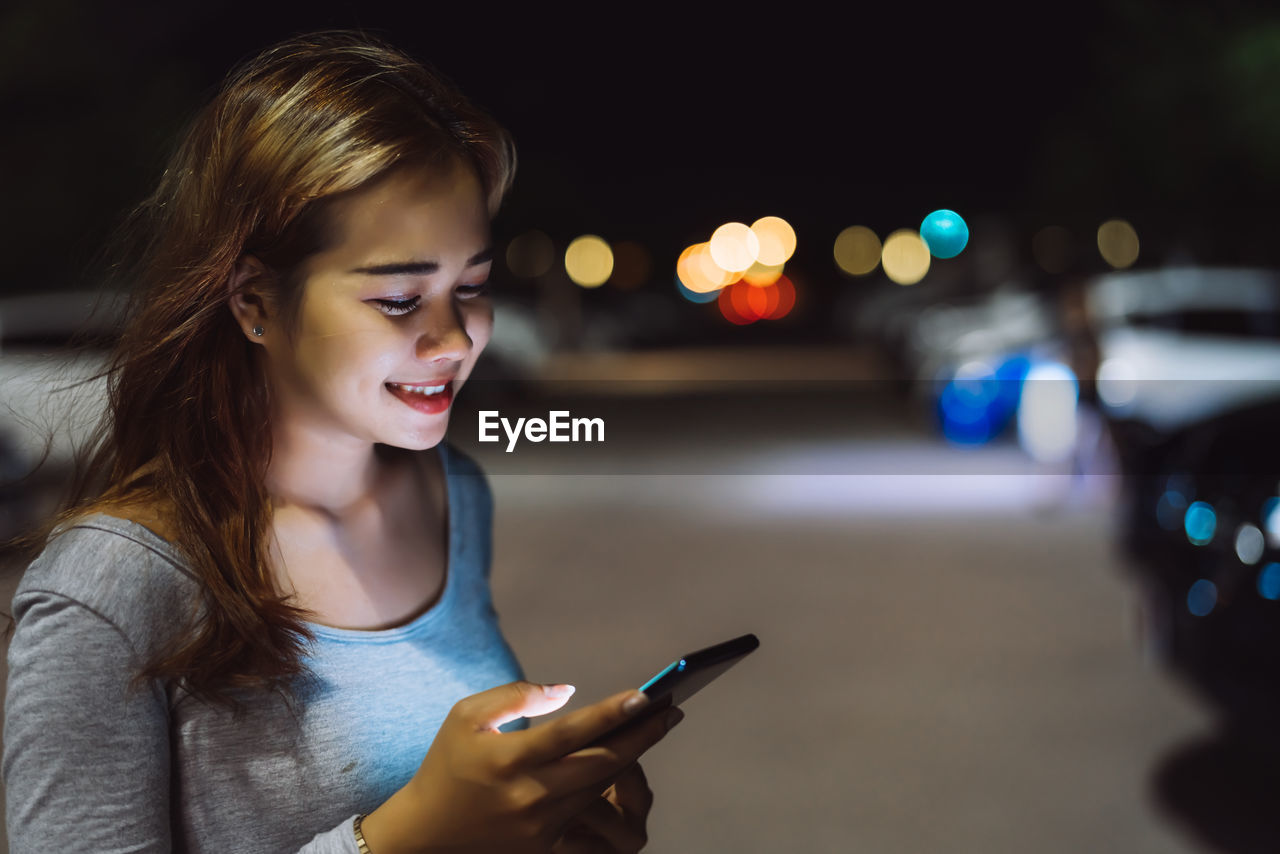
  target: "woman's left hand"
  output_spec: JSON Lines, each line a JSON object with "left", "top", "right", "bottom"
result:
{"left": 553, "top": 762, "right": 653, "bottom": 853}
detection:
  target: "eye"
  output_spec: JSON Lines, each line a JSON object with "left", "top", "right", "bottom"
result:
{"left": 457, "top": 281, "right": 491, "bottom": 299}
{"left": 373, "top": 297, "right": 420, "bottom": 316}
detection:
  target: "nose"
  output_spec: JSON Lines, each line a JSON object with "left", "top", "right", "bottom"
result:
{"left": 414, "top": 299, "right": 472, "bottom": 363}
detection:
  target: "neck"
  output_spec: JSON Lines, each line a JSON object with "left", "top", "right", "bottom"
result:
{"left": 265, "top": 423, "right": 392, "bottom": 520}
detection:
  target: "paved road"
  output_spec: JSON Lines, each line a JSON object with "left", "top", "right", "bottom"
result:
{"left": 478, "top": 392, "right": 1217, "bottom": 854}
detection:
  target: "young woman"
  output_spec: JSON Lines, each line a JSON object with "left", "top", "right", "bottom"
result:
{"left": 2, "top": 31, "right": 678, "bottom": 854}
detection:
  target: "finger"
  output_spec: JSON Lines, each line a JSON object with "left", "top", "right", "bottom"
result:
{"left": 450, "top": 681, "right": 577, "bottom": 732}
{"left": 509, "top": 689, "right": 653, "bottom": 766}
{"left": 572, "top": 797, "right": 647, "bottom": 853}
{"left": 569, "top": 705, "right": 681, "bottom": 770}
{"left": 606, "top": 763, "right": 653, "bottom": 820}
{"left": 532, "top": 710, "right": 676, "bottom": 801}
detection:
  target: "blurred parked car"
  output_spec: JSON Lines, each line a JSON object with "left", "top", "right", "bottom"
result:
{"left": 1090, "top": 269, "right": 1280, "bottom": 733}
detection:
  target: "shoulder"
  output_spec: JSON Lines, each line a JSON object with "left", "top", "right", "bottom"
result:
{"left": 12, "top": 513, "right": 201, "bottom": 657}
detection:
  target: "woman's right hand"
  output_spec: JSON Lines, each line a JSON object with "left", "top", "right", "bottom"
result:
{"left": 359, "top": 681, "right": 680, "bottom": 854}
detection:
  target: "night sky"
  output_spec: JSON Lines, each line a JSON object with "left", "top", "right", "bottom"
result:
{"left": 3, "top": 0, "right": 1280, "bottom": 301}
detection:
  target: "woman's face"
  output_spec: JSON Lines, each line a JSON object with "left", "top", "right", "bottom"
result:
{"left": 260, "top": 159, "right": 493, "bottom": 453}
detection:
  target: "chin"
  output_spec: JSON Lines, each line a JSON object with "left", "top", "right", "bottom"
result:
{"left": 383, "top": 424, "right": 450, "bottom": 452}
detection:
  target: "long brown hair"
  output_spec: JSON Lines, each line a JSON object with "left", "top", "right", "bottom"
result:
{"left": 3, "top": 30, "right": 515, "bottom": 713}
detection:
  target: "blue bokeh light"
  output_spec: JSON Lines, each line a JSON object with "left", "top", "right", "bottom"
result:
{"left": 1184, "top": 501, "right": 1217, "bottom": 546}
{"left": 1258, "top": 563, "right": 1280, "bottom": 601}
{"left": 675, "top": 276, "right": 719, "bottom": 304}
{"left": 1156, "top": 490, "right": 1189, "bottom": 531}
{"left": 936, "top": 354, "right": 1030, "bottom": 445}
{"left": 1263, "top": 496, "right": 1280, "bottom": 544}
{"left": 1187, "top": 579, "right": 1218, "bottom": 617}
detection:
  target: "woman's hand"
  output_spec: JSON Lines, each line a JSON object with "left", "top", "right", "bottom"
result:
{"left": 360, "top": 681, "right": 679, "bottom": 854}
{"left": 552, "top": 762, "right": 656, "bottom": 853}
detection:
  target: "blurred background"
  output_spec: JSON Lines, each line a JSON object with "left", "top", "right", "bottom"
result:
{"left": 4, "top": 0, "right": 1280, "bottom": 851}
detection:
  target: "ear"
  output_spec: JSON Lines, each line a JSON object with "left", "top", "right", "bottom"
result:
{"left": 227, "top": 255, "right": 275, "bottom": 343}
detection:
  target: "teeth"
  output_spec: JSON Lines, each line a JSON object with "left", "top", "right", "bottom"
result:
{"left": 389, "top": 382, "right": 447, "bottom": 395}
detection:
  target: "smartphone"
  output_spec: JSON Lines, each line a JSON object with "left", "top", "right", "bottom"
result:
{"left": 637, "top": 632, "right": 759, "bottom": 709}
{"left": 595, "top": 633, "right": 760, "bottom": 742}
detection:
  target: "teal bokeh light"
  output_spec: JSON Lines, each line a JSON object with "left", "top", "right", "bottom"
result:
{"left": 1184, "top": 500, "right": 1217, "bottom": 546}
{"left": 919, "top": 209, "right": 969, "bottom": 259}
{"left": 676, "top": 276, "right": 718, "bottom": 304}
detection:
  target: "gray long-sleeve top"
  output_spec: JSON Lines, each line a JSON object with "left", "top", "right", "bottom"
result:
{"left": 3, "top": 443, "right": 524, "bottom": 853}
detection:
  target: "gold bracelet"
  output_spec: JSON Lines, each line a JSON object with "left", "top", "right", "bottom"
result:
{"left": 353, "top": 813, "right": 373, "bottom": 854}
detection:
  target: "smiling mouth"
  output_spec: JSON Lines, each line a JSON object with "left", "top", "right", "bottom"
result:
{"left": 386, "top": 381, "right": 450, "bottom": 395}
{"left": 385, "top": 380, "right": 455, "bottom": 415}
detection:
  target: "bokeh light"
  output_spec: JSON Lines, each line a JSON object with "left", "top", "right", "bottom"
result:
{"left": 709, "top": 222, "right": 759, "bottom": 273}
{"left": 715, "top": 276, "right": 796, "bottom": 324}
{"left": 767, "top": 275, "right": 796, "bottom": 320}
{"left": 1031, "top": 226, "right": 1075, "bottom": 274}
{"left": 506, "top": 229, "right": 555, "bottom": 278}
{"left": 677, "top": 243, "right": 735, "bottom": 293}
{"left": 564, "top": 235, "right": 613, "bottom": 287}
{"left": 881, "top": 229, "right": 931, "bottom": 285}
{"left": 834, "top": 226, "right": 881, "bottom": 276}
{"left": 1185, "top": 501, "right": 1217, "bottom": 546}
{"left": 938, "top": 361, "right": 1000, "bottom": 445}
{"left": 1156, "top": 489, "right": 1189, "bottom": 531}
{"left": 1097, "top": 219, "right": 1140, "bottom": 269}
{"left": 1016, "top": 362, "right": 1079, "bottom": 463}
{"left": 1264, "top": 496, "right": 1280, "bottom": 547}
{"left": 676, "top": 276, "right": 719, "bottom": 304}
{"left": 742, "top": 259, "right": 785, "bottom": 287}
{"left": 1096, "top": 359, "right": 1137, "bottom": 409}
{"left": 750, "top": 216, "right": 796, "bottom": 266}
{"left": 610, "top": 240, "right": 652, "bottom": 290}
{"left": 736, "top": 280, "right": 773, "bottom": 320}
{"left": 1187, "top": 579, "right": 1217, "bottom": 617}
{"left": 718, "top": 282, "right": 756, "bottom": 325}
{"left": 919, "top": 209, "right": 969, "bottom": 259}
{"left": 1258, "top": 563, "right": 1280, "bottom": 601}
{"left": 936, "top": 354, "right": 1029, "bottom": 446}
{"left": 1235, "top": 523, "right": 1265, "bottom": 565}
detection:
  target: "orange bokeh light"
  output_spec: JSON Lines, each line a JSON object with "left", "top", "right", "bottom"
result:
{"left": 750, "top": 216, "right": 797, "bottom": 266}
{"left": 677, "top": 242, "right": 737, "bottom": 293}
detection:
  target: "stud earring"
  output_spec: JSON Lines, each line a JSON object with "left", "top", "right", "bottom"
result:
{"left": 252, "top": 326, "right": 265, "bottom": 337}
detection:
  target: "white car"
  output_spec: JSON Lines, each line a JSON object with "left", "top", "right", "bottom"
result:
{"left": 1089, "top": 268, "right": 1280, "bottom": 431}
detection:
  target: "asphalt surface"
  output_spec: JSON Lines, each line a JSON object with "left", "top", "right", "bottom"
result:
{"left": 479, "top": 389, "right": 1220, "bottom": 854}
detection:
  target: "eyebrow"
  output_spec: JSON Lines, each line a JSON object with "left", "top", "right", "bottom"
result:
{"left": 349, "top": 248, "right": 493, "bottom": 276}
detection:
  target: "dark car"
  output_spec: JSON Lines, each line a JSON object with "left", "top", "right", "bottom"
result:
{"left": 1096, "top": 269, "right": 1280, "bottom": 734}
{"left": 1119, "top": 399, "right": 1280, "bottom": 732}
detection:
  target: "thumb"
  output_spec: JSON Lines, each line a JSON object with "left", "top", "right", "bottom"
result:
{"left": 455, "top": 680, "right": 577, "bottom": 732}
